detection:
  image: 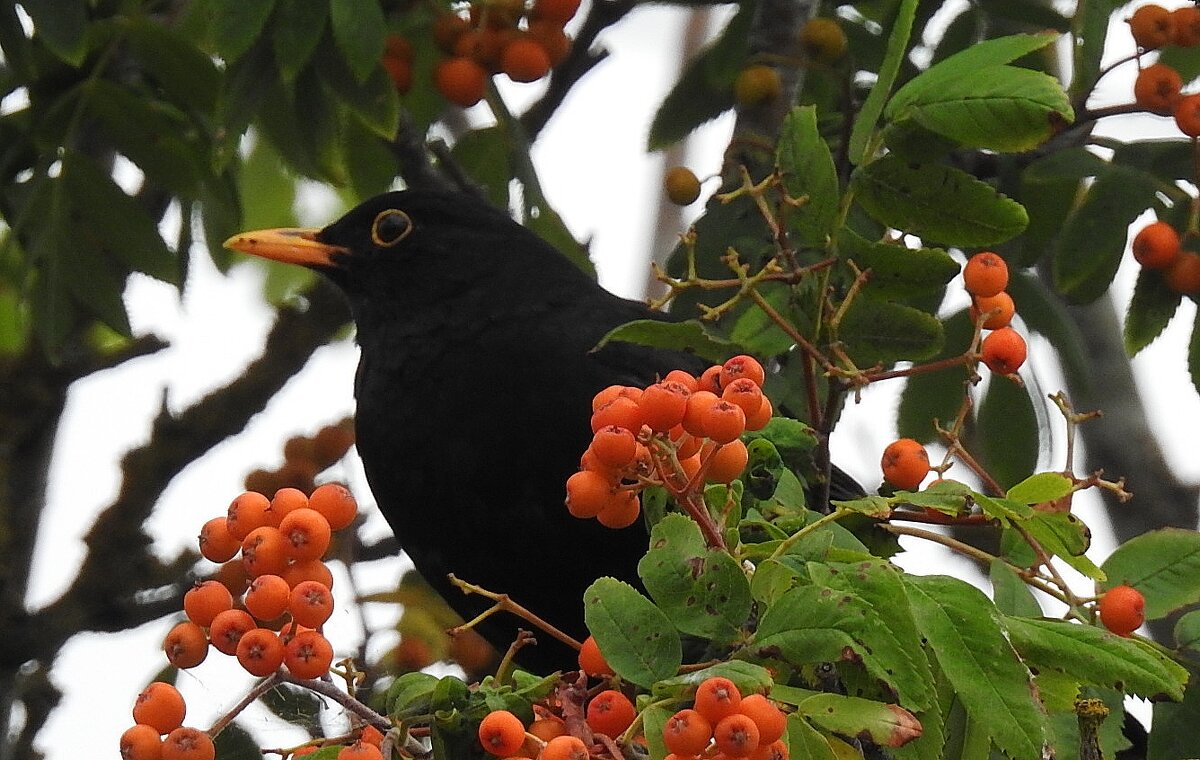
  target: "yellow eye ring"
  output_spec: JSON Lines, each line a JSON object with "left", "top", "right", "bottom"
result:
{"left": 371, "top": 209, "right": 413, "bottom": 247}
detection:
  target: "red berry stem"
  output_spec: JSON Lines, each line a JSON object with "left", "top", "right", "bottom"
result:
{"left": 648, "top": 438, "right": 727, "bottom": 550}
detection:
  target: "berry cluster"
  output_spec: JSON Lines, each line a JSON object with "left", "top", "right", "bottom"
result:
{"left": 963, "top": 251, "right": 1027, "bottom": 376}
{"left": 1126, "top": 5, "right": 1200, "bottom": 134}
{"left": 566, "top": 355, "right": 772, "bottom": 529}
{"left": 385, "top": 0, "right": 578, "bottom": 107}
{"left": 120, "top": 682, "right": 214, "bottom": 760}
{"left": 662, "top": 677, "right": 789, "bottom": 760}
{"left": 1130, "top": 219, "right": 1200, "bottom": 294}
{"left": 474, "top": 687, "right": 637, "bottom": 759}
{"left": 243, "top": 418, "right": 355, "bottom": 498}
{"left": 1098, "top": 583, "right": 1146, "bottom": 637}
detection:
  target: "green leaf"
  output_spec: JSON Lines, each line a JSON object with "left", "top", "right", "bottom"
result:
{"left": 1022, "top": 511, "right": 1103, "bottom": 581}
{"left": 836, "top": 229, "right": 959, "bottom": 299}
{"left": 209, "top": 0, "right": 277, "bottom": 62}
{"left": 212, "top": 723, "right": 262, "bottom": 760}
{"left": 786, "top": 714, "right": 838, "bottom": 760}
{"left": 343, "top": 118, "right": 399, "bottom": 200}
{"left": 989, "top": 560, "right": 1043, "bottom": 618}
{"left": 777, "top": 106, "right": 839, "bottom": 245}
{"left": 1124, "top": 267, "right": 1181, "bottom": 357}
{"left": 273, "top": 0, "right": 331, "bottom": 82}
{"left": 1005, "top": 472, "right": 1074, "bottom": 505}
{"left": 451, "top": 127, "right": 512, "bottom": 208}
{"left": 595, "top": 319, "right": 735, "bottom": 364}
{"left": 583, "top": 578, "right": 681, "bottom": 689}
{"left": 1101, "top": 528, "right": 1200, "bottom": 618}
{"left": 904, "top": 575, "right": 1047, "bottom": 760}
{"left": 525, "top": 193, "right": 594, "bottom": 277}
{"left": 837, "top": 297, "right": 944, "bottom": 365}
{"left": 387, "top": 671, "right": 440, "bottom": 717}
{"left": 329, "top": 0, "right": 388, "bottom": 82}
{"left": 729, "top": 283, "right": 796, "bottom": 356}
{"left": 20, "top": 0, "right": 88, "bottom": 65}
{"left": 314, "top": 40, "right": 400, "bottom": 137}
{"left": 1003, "top": 616, "right": 1187, "bottom": 701}
{"left": 651, "top": 660, "right": 775, "bottom": 701}
{"left": 848, "top": 0, "right": 918, "bottom": 164}
{"left": 1174, "top": 610, "right": 1200, "bottom": 655}
{"left": 1149, "top": 677, "right": 1200, "bottom": 760}
{"left": 896, "top": 310, "right": 972, "bottom": 443}
{"left": 637, "top": 514, "right": 751, "bottom": 642}
{"left": 797, "top": 693, "right": 924, "bottom": 748}
{"left": 852, "top": 156, "right": 1028, "bottom": 246}
{"left": 126, "top": 18, "right": 221, "bottom": 112}
{"left": 742, "top": 417, "right": 817, "bottom": 466}
{"left": 1190, "top": 309, "right": 1200, "bottom": 397}
{"left": 976, "top": 377, "right": 1038, "bottom": 490}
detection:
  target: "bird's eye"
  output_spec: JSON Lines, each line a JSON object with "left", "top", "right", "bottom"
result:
{"left": 371, "top": 209, "right": 413, "bottom": 247}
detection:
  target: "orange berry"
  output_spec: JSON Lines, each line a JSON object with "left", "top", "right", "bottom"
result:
{"left": 241, "top": 526, "right": 289, "bottom": 577}
{"left": 590, "top": 425, "right": 638, "bottom": 469}
{"left": 698, "top": 365, "right": 724, "bottom": 394}
{"left": 183, "top": 580, "right": 233, "bottom": 628}
{"left": 1133, "top": 63, "right": 1182, "bottom": 114}
{"left": 1172, "top": 6, "right": 1200, "bottom": 46}
{"left": 714, "top": 713, "right": 760, "bottom": 758}
{"left": 282, "top": 558, "right": 336, "bottom": 590}
{"left": 702, "top": 400, "right": 747, "bottom": 445}
{"left": 640, "top": 381, "right": 692, "bottom": 432}
{"left": 1099, "top": 584, "right": 1146, "bottom": 637}
{"left": 737, "top": 695, "right": 786, "bottom": 745}
{"left": 434, "top": 57, "right": 488, "bottom": 107}
{"left": 968, "top": 291, "right": 1016, "bottom": 330}
{"left": 361, "top": 726, "right": 385, "bottom": 747}
{"left": 744, "top": 395, "right": 773, "bottom": 431}
{"left": 682, "top": 390, "right": 720, "bottom": 437}
{"left": 211, "top": 558, "right": 250, "bottom": 597}
{"left": 529, "top": 716, "right": 567, "bottom": 742}
{"left": 531, "top": 0, "right": 581, "bottom": 25}
{"left": 799, "top": 17, "right": 848, "bottom": 64}
{"left": 587, "top": 689, "right": 637, "bottom": 737}
{"left": 664, "top": 369, "right": 700, "bottom": 392}
{"left": 279, "top": 508, "right": 332, "bottom": 562}
{"left": 671, "top": 425, "right": 703, "bottom": 460}
{"left": 578, "top": 634, "right": 614, "bottom": 676}
{"left": 133, "top": 682, "right": 186, "bottom": 735}
{"left": 693, "top": 677, "right": 742, "bottom": 725}
{"left": 665, "top": 166, "right": 702, "bottom": 205}
{"left": 163, "top": 621, "right": 209, "bottom": 670}
{"left": 226, "top": 491, "right": 272, "bottom": 541}
{"left": 309, "top": 482, "right": 358, "bottom": 531}
{"left": 1164, "top": 250, "right": 1200, "bottom": 294}
{"left": 1128, "top": 3, "right": 1173, "bottom": 49}
{"left": 591, "top": 396, "right": 644, "bottom": 434}
{"left": 236, "top": 628, "right": 286, "bottom": 677}
{"left": 478, "top": 709, "right": 526, "bottom": 756}
{"left": 707, "top": 440, "right": 749, "bottom": 484}
{"left": 383, "top": 55, "right": 413, "bottom": 94}
{"left": 1174, "top": 92, "right": 1200, "bottom": 136}
{"left": 980, "top": 327, "right": 1028, "bottom": 375}
{"left": 528, "top": 20, "right": 571, "bottom": 66}
{"left": 198, "top": 517, "right": 241, "bottom": 563}
{"left": 721, "top": 355, "right": 766, "bottom": 389}
{"left": 1132, "top": 221, "right": 1182, "bottom": 269}
{"left": 433, "top": 13, "right": 472, "bottom": 53}
{"left": 734, "top": 65, "right": 781, "bottom": 106}
{"left": 285, "top": 629, "right": 335, "bottom": 679}
{"left": 338, "top": 741, "right": 384, "bottom": 760}
{"left": 271, "top": 487, "right": 309, "bottom": 520}
{"left": 678, "top": 454, "right": 702, "bottom": 485}
{"left": 502, "top": 37, "right": 551, "bottom": 82}
{"left": 161, "top": 727, "right": 214, "bottom": 760}
{"left": 721, "top": 378, "right": 764, "bottom": 416}
{"left": 245, "top": 574, "right": 292, "bottom": 621}
{"left": 749, "top": 739, "right": 789, "bottom": 760}
{"left": 290, "top": 580, "right": 335, "bottom": 628}
{"left": 962, "top": 252, "right": 1008, "bottom": 297}
{"left": 662, "top": 709, "right": 713, "bottom": 757}
{"left": 565, "top": 469, "right": 618, "bottom": 519}
{"left": 596, "top": 489, "right": 641, "bottom": 529}
{"left": 540, "top": 735, "right": 589, "bottom": 760}
{"left": 592, "top": 384, "right": 640, "bottom": 411}
{"left": 209, "top": 608, "right": 257, "bottom": 655}
{"left": 120, "top": 724, "right": 164, "bottom": 760}
{"left": 880, "top": 438, "right": 930, "bottom": 491}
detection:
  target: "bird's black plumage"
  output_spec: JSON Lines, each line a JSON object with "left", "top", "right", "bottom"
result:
{"left": 227, "top": 189, "right": 861, "bottom": 673}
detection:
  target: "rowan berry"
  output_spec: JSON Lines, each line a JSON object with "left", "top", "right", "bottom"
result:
{"left": 665, "top": 167, "right": 702, "bottom": 205}
{"left": 750, "top": 739, "right": 789, "bottom": 760}
{"left": 671, "top": 426, "right": 703, "bottom": 460}
{"left": 502, "top": 37, "right": 551, "bottom": 82}
{"left": 528, "top": 20, "right": 571, "bottom": 65}
{"left": 285, "top": 629, "right": 335, "bottom": 679}
{"left": 382, "top": 53, "right": 413, "bottom": 94}
{"left": 1132, "top": 221, "right": 1182, "bottom": 269}
{"left": 183, "top": 580, "right": 233, "bottom": 628}
{"left": 586, "top": 689, "right": 637, "bottom": 737}
{"left": 1099, "top": 584, "right": 1145, "bottom": 636}
{"left": 663, "top": 709, "right": 713, "bottom": 756}
{"left": 1174, "top": 93, "right": 1200, "bottom": 136}
{"left": 120, "top": 724, "right": 164, "bottom": 760}
{"left": 693, "top": 677, "right": 742, "bottom": 724}
{"left": 282, "top": 558, "right": 336, "bottom": 590}
{"left": 309, "top": 482, "right": 358, "bottom": 531}
{"left": 682, "top": 390, "right": 720, "bottom": 438}
{"left": 590, "top": 425, "right": 638, "bottom": 469}
{"left": 744, "top": 395, "right": 773, "bottom": 431}
{"left": 596, "top": 489, "right": 641, "bottom": 529}
{"left": 1134, "top": 63, "right": 1183, "bottom": 115}
{"left": 226, "top": 491, "right": 272, "bottom": 541}
{"left": 591, "top": 395, "right": 644, "bottom": 434}
{"left": 640, "top": 381, "right": 692, "bottom": 432}
{"left": 279, "top": 508, "right": 332, "bottom": 562}
{"left": 963, "top": 252, "right": 1008, "bottom": 297}
{"left": 566, "top": 469, "right": 617, "bottom": 518}
{"left": 578, "top": 634, "right": 614, "bottom": 676}
{"left": 242, "top": 526, "right": 289, "bottom": 577}
{"left": 245, "top": 574, "right": 290, "bottom": 621}
{"left": 714, "top": 713, "right": 760, "bottom": 758}
{"left": 478, "top": 710, "right": 526, "bottom": 756}
{"left": 360, "top": 726, "right": 385, "bottom": 747}
{"left": 271, "top": 487, "right": 309, "bottom": 520}
{"left": 198, "top": 517, "right": 240, "bottom": 563}
{"left": 163, "top": 621, "right": 209, "bottom": 670}
{"left": 338, "top": 741, "right": 384, "bottom": 760}
{"left": 702, "top": 400, "right": 747, "bottom": 445}
{"left": 1164, "top": 250, "right": 1200, "bottom": 294}
{"left": 435, "top": 57, "right": 488, "bottom": 107}
{"left": 698, "top": 365, "right": 724, "bottom": 394}
{"left": 236, "top": 627, "right": 286, "bottom": 677}
{"left": 540, "top": 735, "right": 589, "bottom": 760}
{"left": 721, "top": 355, "right": 766, "bottom": 389}
{"left": 734, "top": 65, "right": 781, "bottom": 106}
{"left": 592, "top": 384, "right": 640, "bottom": 412}
{"left": 980, "top": 327, "right": 1028, "bottom": 375}
{"left": 209, "top": 608, "right": 257, "bottom": 655}
{"left": 969, "top": 291, "right": 1016, "bottom": 330}
{"left": 737, "top": 695, "right": 786, "bottom": 745}
{"left": 678, "top": 454, "right": 703, "bottom": 485}
{"left": 434, "top": 13, "right": 471, "bottom": 53}
{"left": 722, "top": 378, "right": 764, "bottom": 417}
{"left": 799, "top": 17, "right": 848, "bottom": 63}
{"left": 1128, "top": 4, "right": 1173, "bottom": 49}
{"left": 881, "top": 438, "right": 929, "bottom": 492}
{"left": 531, "top": 0, "right": 581, "bottom": 25}
{"left": 707, "top": 439, "right": 749, "bottom": 484}
{"left": 1173, "top": 6, "right": 1200, "bottom": 46}
{"left": 133, "top": 682, "right": 186, "bottom": 735}
{"left": 211, "top": 558, "right": 250, "bottom": 596}
{"left": 290, "top": 580, "right": 335, "bottom": 628}
{"left": 161, "top": 727, "right": 214, "bottom": 760}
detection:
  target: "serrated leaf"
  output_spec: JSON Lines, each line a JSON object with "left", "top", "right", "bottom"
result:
{"left": 1022, "top": 511, "right": 1103, "bottom": 580}
{"left": 126, "top": 18, "right": 221, "bottom": 112}
{"left": 837, "top": 229, "right": 959, "bottom": 299}
{"left": 451, "top": 127, "right": 512, "bottom": 208}
{"left": 777, "top": 106, "right": 839, "bottom": 245}
{"left": 730, "top": 283, "right": 796, "bottom": 356}
{"left": 798, "top": 693, "right": 924, "bottom": 748}
{"left": 977, "top": 374, "right": 1038, "bottom": 490}
{"left": 637, "top": 514, "right": 751, "bottom": 642}
{"left": 583, "top": 578, "right": 681, "bottom": 688}
{"left": 1173, "top": 610, "right": 1200, "bottom": 655}
{"left": 273, "top": 0, "right": 330, "bottom": 82}
{"left": 20, "top": 0, "right": 88, "bottom": 65}
{"left": 896, "top": 310, "right": 972, "bottom": 443}
{"left": 1125, "top": 267, "right": 1181, "bottom": 357}
{"left": 1005, "top": 472, "right": 1073, "bottom": 505}
{"left": 651, "top": 660, "right": 775, "bottom": 700}
{"left": 387, "top": 671, "right": 440, "bottom": 717}
{"left": 904, "top": 575, "right": 1047, "bottom": 760}
{"left": 787, "top": 714, "right": 839, "bottom": 760}
{"left": 595, "top": 319, "right": 734, "bottom": 364}
{"left": 1101, "top": 528, "right": 1200, "bottom": 618}
{"left": 1003, "top": 616, "right": 1187, "bottom": 701}
{"left": 209, "top": 0, "right": 276, "bottom": 62}
{"left": 837, "top": 297, "right": 943, "bottom": 365}
{"left": 330, "top": 0, "right": 387, "bottom": 82}
{"left": 989, "top": 559, "right": 1043, "bottom": 618}
{"left": 852, "top": 156, "right": 1028, "bottom": 246}
{"left": 848, "top": 0, "right": 918, "bottom": 164}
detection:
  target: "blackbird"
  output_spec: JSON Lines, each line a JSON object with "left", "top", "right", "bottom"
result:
{"left": 225, "top": 189, "right": 861, "bottom": 673}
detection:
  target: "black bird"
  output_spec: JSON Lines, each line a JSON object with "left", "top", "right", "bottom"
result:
{"left": 225, "top": 189, "right": 859, "bottom": 673}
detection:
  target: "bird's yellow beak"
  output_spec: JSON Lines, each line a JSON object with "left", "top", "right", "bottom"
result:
{"left": 223, "top": 228, "right": 348, "bottom": 267}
